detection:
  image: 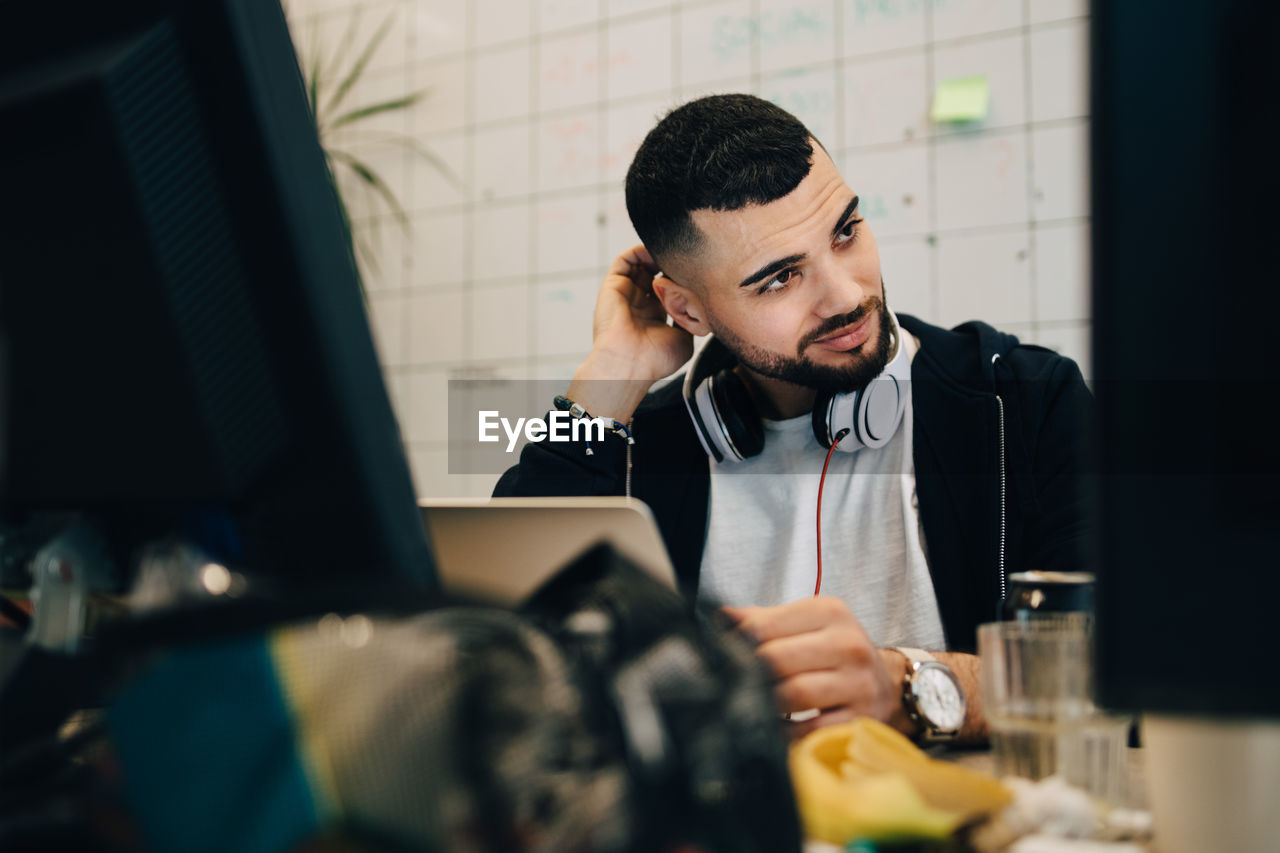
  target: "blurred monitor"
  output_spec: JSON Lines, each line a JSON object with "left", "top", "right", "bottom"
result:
{"left": 0, "top": 0, "right": 436, "bottom": 589}
{"left": 1091, "top": 1, "right": 1280, "bottom": 714}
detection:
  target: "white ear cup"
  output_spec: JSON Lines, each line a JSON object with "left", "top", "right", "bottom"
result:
{"left": 682, "top": 340, "right": 751, "bottom": 463}
{"left": 684, "top": 368, "right": 743, "bottom": 463}
{"left": 857, "top": 374, "right": 905, "bottom": 446}
{"left": 815, "top": 310, "right": 911, "bottom": 453}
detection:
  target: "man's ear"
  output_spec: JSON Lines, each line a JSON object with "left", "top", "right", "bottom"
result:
{"left": 652, "top": 273, "right": 711, "bottom": 336}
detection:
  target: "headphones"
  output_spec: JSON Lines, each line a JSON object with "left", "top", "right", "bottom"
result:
{"left": 681, "top": 311, "right": 912, "bottom": 463}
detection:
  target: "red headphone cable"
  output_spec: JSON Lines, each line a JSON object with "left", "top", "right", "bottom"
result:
{"left": 815, "top": 428, "right": 850, "bottom": 596}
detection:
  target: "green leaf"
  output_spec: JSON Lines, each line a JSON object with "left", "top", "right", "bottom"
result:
{"left": 321, "top": 10, "right": 362, "bottom": 95}
{"left": 324, "top": 12, "right": 396, "bottom": 120}
{"left": 329, "top": 91, "right": 425, "bottom": 130}
{"left": 354, "top": 225, "right": 380, "bottom": 279}
{"left": 328, "top": 149, "right": 411, "bottom": 232}
{"left": 321, "top": 126, "right": 463, "bottom": 192}
{"left": 393, "top": 136, "right": 462, "bottom": 191}
{"left": 297, "top": 6, "right": 462, "bottom": 299}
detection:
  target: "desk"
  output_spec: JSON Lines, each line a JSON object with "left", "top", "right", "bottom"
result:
{"left": 942, "top": 746, "right": 1148, "bottom": 810}
{"left": 942, "top": 746, "right": 1154, "bottom": 853}
{"left": 800, "top": 744, "right": 1154, "bottom": 853}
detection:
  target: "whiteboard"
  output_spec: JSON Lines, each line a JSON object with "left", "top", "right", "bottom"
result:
{"left": 284, "top": 0, "right": 1092, "bottom": 497}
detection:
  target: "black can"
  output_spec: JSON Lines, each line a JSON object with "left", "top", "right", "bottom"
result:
{"left": 1001, "top": 570, "right": 1096, "bottom": 621}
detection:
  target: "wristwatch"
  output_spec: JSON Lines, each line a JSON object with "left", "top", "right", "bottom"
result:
{"left": 892, "top": 647, "right": 966, "bottom": 743}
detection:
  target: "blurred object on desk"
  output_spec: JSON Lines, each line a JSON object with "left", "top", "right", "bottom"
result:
{"left": 1007, "top": 838, "right": 1144, "bottom": 853}
{"left": 789, "top": 718, "right": 1011, "bottom": 846}
{"left": 92, "top": 543, "right": 800, "bottom": 853}
{"left": 1000, "top": 572, "right": 1095, "bottom": 624}
{"left": 967, "top": 774, "right": 1153, "bottom": 852}
{"left": 1142, "top": 715, "right": 1280, "bottom": 853}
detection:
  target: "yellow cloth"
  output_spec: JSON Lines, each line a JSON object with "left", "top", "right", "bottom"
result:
{"left": 789, "top": 719, "right": 1011, "bottom": 845}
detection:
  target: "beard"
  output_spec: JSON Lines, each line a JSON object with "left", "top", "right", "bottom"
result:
{"left": 709, "top": 294, "right": 894, "bottom": 394}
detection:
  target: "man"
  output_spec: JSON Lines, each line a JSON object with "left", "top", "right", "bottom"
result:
{"left": 495, "top": 94, "right": 1092, "bottom": 744}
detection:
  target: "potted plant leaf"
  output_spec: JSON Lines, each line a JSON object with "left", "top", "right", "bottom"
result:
{"left": 293, "top": 7, "right": 459, "bottom": 287}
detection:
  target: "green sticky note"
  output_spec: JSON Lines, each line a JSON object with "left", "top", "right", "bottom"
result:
{"left": 931, "top": 74, "right": 989, "bottom": 122}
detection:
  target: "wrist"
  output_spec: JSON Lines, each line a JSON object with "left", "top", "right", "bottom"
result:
{"left": 567, "top": 351, "right": 655, "bottom": 422}
{"left": 878, "top": 647, "right": 921, "bottom": 739}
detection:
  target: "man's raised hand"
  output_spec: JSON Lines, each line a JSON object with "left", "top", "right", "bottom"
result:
{"left": 565, "top": 245, "right": 693, "bottom": 423}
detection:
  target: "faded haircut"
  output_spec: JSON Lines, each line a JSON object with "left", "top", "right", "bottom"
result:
{"left": 624, "top": 94, "right": 815, "bottom": 270}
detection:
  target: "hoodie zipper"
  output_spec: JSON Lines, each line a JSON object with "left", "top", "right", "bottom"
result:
{"left": 625, "top": 418, "right": 633, "bottom": 500}
{"left": 992, "top": 355, "right": 1008, "bottom": 601}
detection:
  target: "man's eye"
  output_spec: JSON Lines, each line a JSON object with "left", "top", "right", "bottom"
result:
{"left": 835, "top": 217, "right": 864, "bottom": 244}
{"left": 761, "top": 269, "right": 794, "bottom": 293}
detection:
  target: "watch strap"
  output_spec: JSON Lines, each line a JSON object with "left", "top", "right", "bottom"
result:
{"left": 892, "top": 646, "right": 935, "bottom": 665}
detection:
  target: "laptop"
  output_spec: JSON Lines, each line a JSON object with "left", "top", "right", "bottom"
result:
{"left": 418, "top": 497, "right": 678, "bottom": 606}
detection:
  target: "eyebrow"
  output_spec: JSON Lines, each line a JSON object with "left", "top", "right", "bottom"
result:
{"left": 736, "top": 195, "right": 862, "bottom": 290}
{"left": 738, "top": 253, "right": 806, "bottom": 289}
{"left": 831, "top": 195, "right": 860, "bottom": 238}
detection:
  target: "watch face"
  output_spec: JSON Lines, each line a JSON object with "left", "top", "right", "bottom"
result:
{"left": 913, "top": 664, "right": 966, "bottom": 732}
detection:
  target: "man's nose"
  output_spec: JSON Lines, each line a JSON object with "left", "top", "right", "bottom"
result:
{"left": 809, "top": 257, "right": 866, "bottom": 319}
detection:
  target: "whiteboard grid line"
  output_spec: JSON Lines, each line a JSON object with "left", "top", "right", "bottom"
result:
{"left": 390, "top": 216, "right": 1093, "bottom": 295}
{"left": 382, "top": 219, "right": 1090, "bottom": 294}
{"left": 749, "top": 0, "right": 761, "bottom": 88}
{"left": 388, "top": 124, "right": 1085, "bottom": 222}
{"left": 352, "top": 13, "right": 1090, "bottom": 78}
{"left": 459, "top": 1, "right": 477, "bottom": 365}
{"left": 387, "top": 209, "right": 1093, "bottom": 297}
{"left": 923, "top": 0, "right": 940, "bottom": 322}
{"left": 525, "top": 1, "right": 544, "bottom": 372}
{"left": 1022, "top": 0, "right": 1040, "bottom": 338}
{"left": 402, "top": 88, "right": 1088, "bottom": 154}
{"left": 395, "top": 3, "right": 414, "bottom": 361}
{"left": 594, "top": 0, "right": 610, "bottom": 348}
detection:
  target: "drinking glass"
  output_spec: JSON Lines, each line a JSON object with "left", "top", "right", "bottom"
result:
{"left": 978, "top": 616, "right": 1130, "bottom": 804}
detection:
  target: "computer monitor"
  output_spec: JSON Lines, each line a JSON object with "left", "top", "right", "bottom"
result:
{"left": 0, "top": 0, "right": 436, "bottom": 589}
{"left": 1091, "top": 2, "right": 1280, "bottom": 715}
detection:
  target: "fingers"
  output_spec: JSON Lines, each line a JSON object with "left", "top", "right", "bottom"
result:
{"left": 618, "top": 243, "right": 657, "bottom": 274}
{"left": 724, "top": 599, "right": 895, "bottom": 737}
{"left": 731, "top": 596, "right": 861, "bottom": 644}
{"left": 598, "top": 246, "right": 663, "bottom": 328}
{"left": 775, "top": 669, "right": 848, "bottom": 713}
{"left": 606, "top": 244, "right": 659, "bottom": 294}
{"left": 585, "top": 244, "right": 692, "bottom": 381}
{"left": 774, "top": 662, "right": 887, "bottom": 713}
{"left": 755, "top": 625, "right": 877, "bottom": 678}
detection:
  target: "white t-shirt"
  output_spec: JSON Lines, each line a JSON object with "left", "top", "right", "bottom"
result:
{"left": 697, "top": 334, "right": 947, "bottom": 650}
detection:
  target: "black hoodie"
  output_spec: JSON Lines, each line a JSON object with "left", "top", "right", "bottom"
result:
{"left": 494, "top": 313, "right": 1095, "bottom": 653}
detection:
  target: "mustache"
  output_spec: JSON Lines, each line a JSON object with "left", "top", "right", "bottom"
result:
{"left": 797, "top": 296, "right": 885, "bottom": 356}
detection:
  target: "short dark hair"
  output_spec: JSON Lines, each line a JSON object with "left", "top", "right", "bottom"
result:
{"left": 625, "top": 94, "right": 814, "bottom": 268}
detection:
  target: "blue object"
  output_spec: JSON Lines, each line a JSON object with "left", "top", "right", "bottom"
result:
{"left": 108, "top": 637, "right": 322, "bottom": 853}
